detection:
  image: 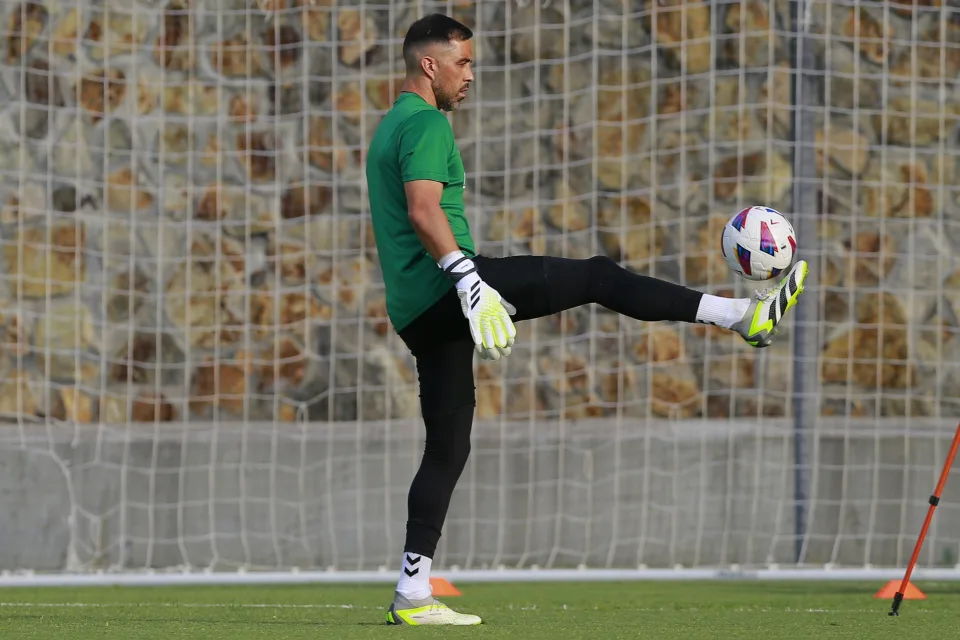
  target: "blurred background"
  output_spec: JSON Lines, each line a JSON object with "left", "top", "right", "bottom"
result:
{"left": 0, "top": 0, "right": 958, "bottom": 579}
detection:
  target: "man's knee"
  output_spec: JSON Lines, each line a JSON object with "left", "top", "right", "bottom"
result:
{"left": 423, "top": 402, "right": 474, "bottom": 470}
{"left": 587, "top": 254, "right": 618, "bottom": 276}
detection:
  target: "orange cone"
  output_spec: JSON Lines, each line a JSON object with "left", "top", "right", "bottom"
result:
{"left": 874, "top": 580, "right": 926, "bottom": 600}
{"left": 430, "top": 577, "right": 462, "bottom": 597}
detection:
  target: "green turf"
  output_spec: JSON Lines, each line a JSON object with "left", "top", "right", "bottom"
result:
{"left": 0, "top": 581, "right": 955, "bottom": 639}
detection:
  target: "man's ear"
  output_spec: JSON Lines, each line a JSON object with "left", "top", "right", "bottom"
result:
{"left": 420, "top": 55, "right": 438, "bottom": 80}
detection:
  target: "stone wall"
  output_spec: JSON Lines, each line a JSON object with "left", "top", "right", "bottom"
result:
{"left": 0, "top": 0, "right": 956, "bottom": 426}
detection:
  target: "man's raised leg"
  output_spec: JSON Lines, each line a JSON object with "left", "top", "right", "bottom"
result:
{"left": 474, "top": 254, "right": 808, "bottom": 347}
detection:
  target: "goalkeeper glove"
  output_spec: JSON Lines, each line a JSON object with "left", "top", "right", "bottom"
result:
{"left": 440, "top": 251, "right": 517, "bottom": 361}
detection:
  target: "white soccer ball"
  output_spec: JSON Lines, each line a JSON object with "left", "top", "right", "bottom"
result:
{"left": 720, "top": 206, "right": 797, "bottom": 281}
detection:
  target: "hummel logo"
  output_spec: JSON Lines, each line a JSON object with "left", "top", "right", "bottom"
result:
{"left": 403, "top": 554, "right": 421, "bottom": 577}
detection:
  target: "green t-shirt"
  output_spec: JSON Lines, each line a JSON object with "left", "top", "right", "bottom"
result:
{"left": 365, "top": 92, "right": 476, "bottom": 332}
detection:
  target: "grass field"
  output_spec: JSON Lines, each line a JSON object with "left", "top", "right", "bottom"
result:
{"left": 0, "top": 580, "right": 956, "bottom": 639}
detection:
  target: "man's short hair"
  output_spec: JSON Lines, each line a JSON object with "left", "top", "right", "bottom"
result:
{"left": 402, "top": 13, "right": 473, "bottom": 71}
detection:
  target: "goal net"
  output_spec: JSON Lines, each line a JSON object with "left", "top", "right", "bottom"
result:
{"left": 1, "top": 0, "right": 959, "bottom": 581}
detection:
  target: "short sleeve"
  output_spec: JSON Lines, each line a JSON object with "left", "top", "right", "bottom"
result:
{"left": 398, "top": 110, "right": 453, "bottom": 184}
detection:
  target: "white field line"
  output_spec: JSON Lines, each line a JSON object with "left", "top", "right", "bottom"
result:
{"left": 0, "top": 602, "right": 937, "bottom": 614}
{"left": 0, "top": 602, "right": 381, "bottom": 610}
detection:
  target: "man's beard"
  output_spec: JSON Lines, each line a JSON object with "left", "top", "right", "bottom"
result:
{"left": 432, "top": 81, "right": 460, "bottom": 112}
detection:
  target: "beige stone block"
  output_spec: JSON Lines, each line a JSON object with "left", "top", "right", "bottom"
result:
{"left": 5, "top": 1, "right": 46, "bottom": 64}
{"left": 281, "top": 181, "right": 333, "bottom": 220}
{"left": 712, "top": 150, "right": 792, "bottom": 204}
{"left": 190, "top": 354, "right": 253, "bottom": 417}
{"left": 843, "top": 231, "right": 898, "bottom": 287}
{"left": 546, "top": 181, "right": 591, "bottom": 233}
{"left": 643, "top": 0, "right": 711, "bottom": 74}
{"left": 317, "top": 256, "right": 377, "bottom": 313}
{"left": 890, "top": 19, "right": 960, "bottom": 83}
{"left": 0, "top": 311, "right": 29, "bottom": 358}
{"left": 366, "top": 75, "right": 404, "bottom": 112}
{"left": 51, "top": 386, "right": 95, "bottom": 423}
{"left": 365, "top": 297, "right": 389, "bottom": 338}
{"left": 263, "top": 24, "right": 302, "bottom": 75}
{"left": 598, "top": 195, "right": 669, "bottom": 274}
{"left": 333, "top": 82, "right": 364, "bottom": 126}
{"left": 486, "top": 207, "right": 543, "bottom": 247}
{"left": 877, "top": 97, "right": 956, "bottom": 146}
{"left": 650, "top": 367, "right": 702, "bottom": 419}
{"left": 211, "top": 33, "right": 262, "bottom": 78}
{"left": 77, "top": 68, "right": 126, "bottom": 122}
{"left": 862, "top": 162, "right": 935, "bottom": 218}
{"left": 890, "top": 0, "right": 942, "bottom": 18}
{"left": 50, "top": 8, "right": 81, "bottom": 58}
{"left": 296, "top": 0, "right": 332, "bottom": 42}
{"left": 337, "top": 9, "right": 377, "bottom": 67}
{"left": 510, "top": 4, "right": 567, "bottom": 62}
{"left": 163, "top": 81, "right": 220, "bottom": 117}
{"left": 34, "top": 301, "right": 97, "bottom": 381}
{"left": 841, "top": 7, "right": 891, "bottom": 65}
{"left": 236, "top": 130, "right": 280, "bottom": 184}
{"left": 258, "top": 335, "right": 308, "bottom": 392}
{"left": 684, "top": 213, "right": 732, "bottom": 287}
{"left": 0, "top": 183, "right": 45, "bottom": 226}
{"left": 632, "top": 326, "right": 684, "bottom": 364}
{"left": 130, "top": 391, "right": 177, "bottom": 422}
{"left": 105, "top": 167, "right": 154, "bottom": 213}
{"left": 85, "top": 5, "right": 149, "bottom": 60}
{"left": 475, "top": 363, "right": 502, "bottom": 419}
{"left": 308, "top": 116, "right": 351, "bottom": 173}
{"left": 758, "top": 62, "right": 793, "bottom": 137}
{"left": 164, "top": 235, "right": 246, "bottom": 350}
{"left": 248, "top": 290, "right": 332, "bottom": 344}
{"left": 153, "top": 0, "right": 195, "bottom": 71}
{"left": 0, "top": 371, "right": 38, "bottom": 420}
{"left": 816, "top": 128, "right": 871, "bottom": 177}
{"left": 821, "top": 326, "right": 912, "bottom": 390}
{"left": 3, "top": 224, "right": 86, "bottom": 299}
{"left": 725, "top": 1, "right": 775, "bottom": 68}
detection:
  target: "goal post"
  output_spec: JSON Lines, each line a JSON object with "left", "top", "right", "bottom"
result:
{"left": 0, "top": 0, "right": 959, "bottom": 585}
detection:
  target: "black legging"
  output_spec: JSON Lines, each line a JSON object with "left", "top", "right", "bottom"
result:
{"left": 396, "top": 254, "right": 703, "bottom": 557}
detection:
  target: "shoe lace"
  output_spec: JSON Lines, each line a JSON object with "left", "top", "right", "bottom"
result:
{"left": 753, "top": 285, "right": 777, "bottom": 301}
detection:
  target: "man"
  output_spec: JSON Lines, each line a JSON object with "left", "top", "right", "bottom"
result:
{"left": 365, "top": 13, "right": 808, "bottom": 626}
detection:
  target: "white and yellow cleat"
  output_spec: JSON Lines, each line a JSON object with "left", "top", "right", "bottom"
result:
{"left": 385, "top": 592, "right": 482, "bottom": 626}
{"left": 732, "top": 259, "right": 808, "bottom": 348}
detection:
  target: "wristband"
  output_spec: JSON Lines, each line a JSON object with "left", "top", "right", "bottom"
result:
{"left": 439, "top": 250, "right": 477, "bottom": 284}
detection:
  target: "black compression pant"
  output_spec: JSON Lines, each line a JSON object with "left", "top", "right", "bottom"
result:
{"left": 396, "top": 254, "right": 704, "bottom": 558}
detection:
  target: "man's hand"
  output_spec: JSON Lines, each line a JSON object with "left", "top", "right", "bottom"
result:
{"left": 440, "top": 251, "right": 517, "bottom": 361}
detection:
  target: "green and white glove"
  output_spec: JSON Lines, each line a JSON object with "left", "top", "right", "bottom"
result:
{"left": 440, "top": 251, "right": 517, "bottom": 361}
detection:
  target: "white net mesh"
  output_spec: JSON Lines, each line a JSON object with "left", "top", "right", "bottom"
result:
{"left": 0, "top": 0, "right": 959, "bottom": 574}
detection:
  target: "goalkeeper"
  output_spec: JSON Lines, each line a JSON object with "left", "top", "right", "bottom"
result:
{"left": 365, "top": 13, "right": 808, "bottom": 627}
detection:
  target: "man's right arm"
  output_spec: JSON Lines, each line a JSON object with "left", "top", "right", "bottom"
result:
{"left": 397, "top": 111, "right": 516, "bottom": 360}
{"left": 397, "top": 112, "right": 459, "bottom": 262}
{"left": 404, "top": 179, "right": 459, "bottom": 262}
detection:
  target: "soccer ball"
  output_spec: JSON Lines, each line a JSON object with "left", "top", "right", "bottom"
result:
{"left": 720, "top": 206, "right": 797, "bottom": 281}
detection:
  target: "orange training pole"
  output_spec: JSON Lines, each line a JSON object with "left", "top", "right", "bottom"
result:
{"left": 890, "top": 421, "right": 960, "bottom": 616}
